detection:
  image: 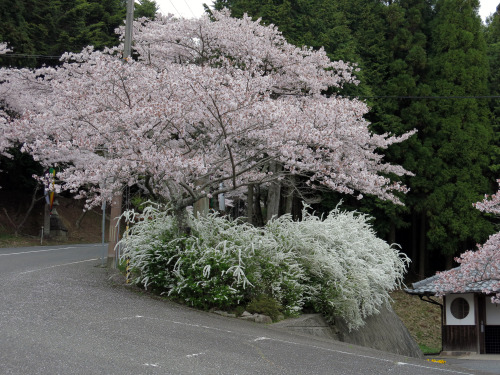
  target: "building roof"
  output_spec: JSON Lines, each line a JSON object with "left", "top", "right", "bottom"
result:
{"left": 405, "top": 267, "right": 500, "bottom": 296}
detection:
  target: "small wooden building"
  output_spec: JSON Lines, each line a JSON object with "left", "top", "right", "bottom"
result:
{"left": 406, "top": 272, "right": 500, "bottom": 354}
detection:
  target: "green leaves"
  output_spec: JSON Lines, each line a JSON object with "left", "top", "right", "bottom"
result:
{"left": 134, "top": 0, "right": 159, "bottom": 19}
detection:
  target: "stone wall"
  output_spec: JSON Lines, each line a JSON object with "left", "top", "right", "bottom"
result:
{"left": 272, "top": 304, "right": 422, "bottom": 358}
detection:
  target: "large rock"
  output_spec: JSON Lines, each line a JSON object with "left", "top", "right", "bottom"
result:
{"left": 333, "top": 303, "right": 423, "bottom": 358}
{"left": 273, "top": 305, "right": 422, "bottom": 358}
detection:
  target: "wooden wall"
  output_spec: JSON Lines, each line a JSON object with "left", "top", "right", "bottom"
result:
{"left": 443, "top": 325, "right": 477, "bottom": 352}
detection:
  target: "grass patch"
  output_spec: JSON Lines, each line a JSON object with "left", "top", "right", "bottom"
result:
{"left": 419, "top": 344, "right": 442, "bottom": 355}
{"left": 0, "top": 231, "right": 41, "bottom": 247}
{"left": 391, "top": 289, "right": 442, "bottom": 353}
{"left": 0, "top": 231, "right": 100, "bottom": 248}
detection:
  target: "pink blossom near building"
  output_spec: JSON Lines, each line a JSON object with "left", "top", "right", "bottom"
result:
{"left": 406, "top": 182, "right": 500, "bottom": 354}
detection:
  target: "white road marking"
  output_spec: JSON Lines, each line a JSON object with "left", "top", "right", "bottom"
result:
{"left": 18, "top": 258, "right": 99, "bottom": 274}
{"left": 0, "top": 246, "right": 78, "bottom": 256}
{"left": 186, "top": 352, "right": 205, "bottom": 358}
{"left": 170, "top": 320, "right": 233, "bottom": 334}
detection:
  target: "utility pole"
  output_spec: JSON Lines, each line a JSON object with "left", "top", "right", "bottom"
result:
{"left": 107, "top": 0, "right": 134, "bottom": 267}
{"left": 123, "top": 0, "right": 134, "bottom": 58}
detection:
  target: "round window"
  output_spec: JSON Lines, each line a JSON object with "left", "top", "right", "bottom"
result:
{"left": 450, "top": 297, "right": 470, "bottom": 320}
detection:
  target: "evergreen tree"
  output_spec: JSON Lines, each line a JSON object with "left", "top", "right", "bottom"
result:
{"left": 485, "top": 4, "right": 500, "bottom": 172}
{"left": 0, "top": 0, "right": 127, "bottom": 68}
{"left": 0, "top": 0, "right": 36, "bottom": 67}
{"left": 366, "top": 0, "right": 436, "bottom": 274}
{"left": 54, "top": 0, "right": 127, "bottom": 54}
{"left": 134, "top": 0, "right": 159, "bottom": 19}
{"left": 422, "top": 0, "right": 495, "bottom": 267}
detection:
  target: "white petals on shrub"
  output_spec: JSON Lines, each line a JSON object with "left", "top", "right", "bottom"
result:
{"left": 119, "top": 203, "right": 409, "bottom": 329}
{"left": 276, "top": 204, "right": 410, "bottom": 329}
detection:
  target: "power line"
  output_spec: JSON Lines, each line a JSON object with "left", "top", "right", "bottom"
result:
{"left": 167, "top": 0, "right": 183, "bottom": 18}
{"left": 182, "top": 0, "right": 196, "bottom": 18}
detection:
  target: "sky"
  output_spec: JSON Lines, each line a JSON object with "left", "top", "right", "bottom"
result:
{"left": 155, "top": 0, "right": 499, "bottom": 22}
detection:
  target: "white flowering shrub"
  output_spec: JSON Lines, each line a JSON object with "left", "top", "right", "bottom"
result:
{"left": 120, "top": 205, "right": 305, "bottom": 312}
{"left": 120, "top": 203, "right": 409, "bottom": 329}
{"left": 267, "top": 206, "right": 410, "bottom": 329}
{"left": 189, "top": 213, "right": 308, "bottom": 314}
{"left": 118, "top": 204, "right": 177, "bottom": 290}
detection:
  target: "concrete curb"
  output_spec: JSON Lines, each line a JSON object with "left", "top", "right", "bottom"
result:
{"left": 272, "top": 314, "right": 338, "bottom": 340}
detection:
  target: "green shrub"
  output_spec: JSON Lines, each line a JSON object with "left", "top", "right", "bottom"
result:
{"left": 246, "top": 295, "right": 283, "bottom": 321}
{"left": 233, "top": 305, "right": 246, "bottom": 317}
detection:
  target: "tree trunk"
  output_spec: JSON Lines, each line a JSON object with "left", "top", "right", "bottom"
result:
{"left": 254, "top": 185, "right": 265, "bottom": 227}
{"left": 75, "top": 210, "right": 87, "bottom": 229}
{"left": 285, "top": 176, "right": 294, "bottom": 215}
{"left": 266, "top": 161, "right": 281, "bottom": 222}
{"left": 388, "top": 222, "right": 396, "bottom": 245}
{"left": 247, "top": 184, "right": 254, "bottom": 224}
{"left": 107, "top": 193, "right": 123, "bottom": 268}
{"left": 411, "top": 211, "right": 417, "bottom": 273}
{"left": 418, "top": 213, "right": 426, "bottom": 279}
{"left": 174, "top": 206, "right": 191, "bottom": 237}
{"left": 193, "top": 196, "right": 209, "bottom": 218}
{"left": 285, "top": 193, "right": 293, "bottom": 215}
{"left": 194, "top": 179, "right": 209, "bottom": 218}
{"left": 3, "top": 184, "right": 42, "bottom": 236}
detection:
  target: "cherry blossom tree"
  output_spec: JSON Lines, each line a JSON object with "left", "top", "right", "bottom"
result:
{"left": 436, "top": 180, "right": 500, "bottom": 302}
{"left": 7, "top": 11, "right": 415, "bottom": 224}
{"left": 1, "top": 43, "right": 50, "bottom": 158}
{"left": 0, "top": 43, "right": 13, "bottom": 156}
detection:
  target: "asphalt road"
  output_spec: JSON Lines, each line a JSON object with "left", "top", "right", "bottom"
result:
{"left": 0, "top": 243, "right": 105, "bottom": 275}
{"left": 0, "top": 243, "right": 494, "bottom": 375}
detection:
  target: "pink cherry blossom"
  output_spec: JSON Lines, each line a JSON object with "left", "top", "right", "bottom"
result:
{"left": 0, "top": 43, "right": 13, "bottom": 156}
{"left": 4, "top": 11, "right": 415, "bottom": 210}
